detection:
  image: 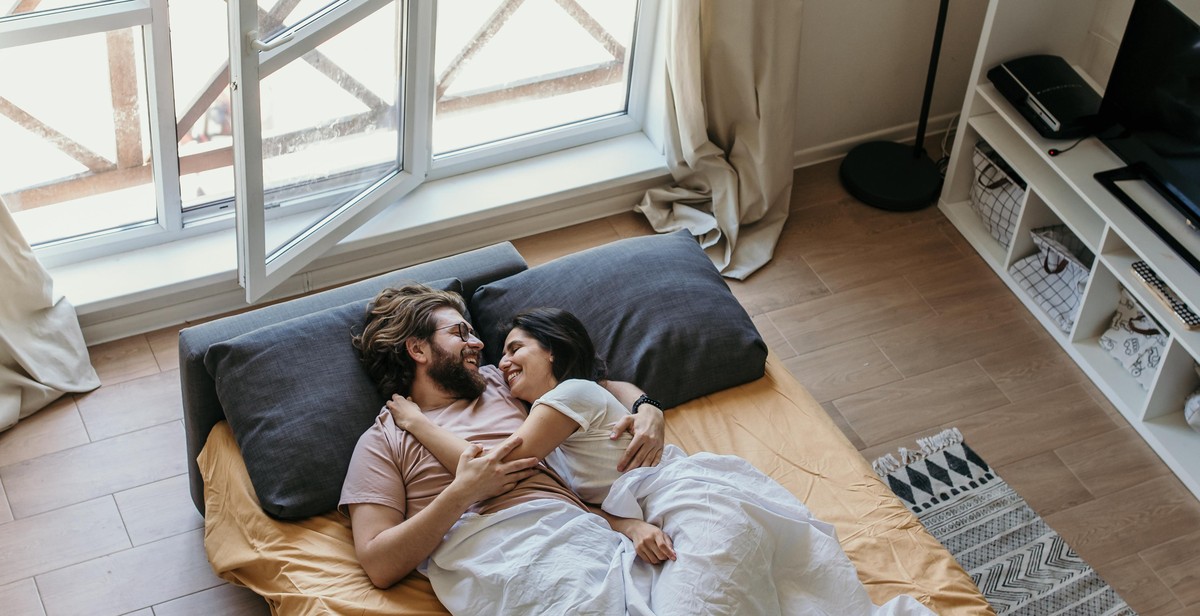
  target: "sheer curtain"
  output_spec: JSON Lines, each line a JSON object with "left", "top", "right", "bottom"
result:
{"left": 0, "top": 197, "right": 99, "bottom": 432}
{"left": 637, "top": 0, "right": 804, "bottom": 279}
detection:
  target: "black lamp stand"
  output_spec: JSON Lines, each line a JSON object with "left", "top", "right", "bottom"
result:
{"left": 839, "top": 0, "right": 950, "bottom": 211}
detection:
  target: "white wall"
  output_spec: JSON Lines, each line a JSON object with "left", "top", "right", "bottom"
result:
{"left": 792, "top": 0, "right": 989, "bottom": 165}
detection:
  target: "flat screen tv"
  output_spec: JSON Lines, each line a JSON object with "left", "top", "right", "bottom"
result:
{"left": 1094, "top": 0, "right": 1200, "bottom": 274}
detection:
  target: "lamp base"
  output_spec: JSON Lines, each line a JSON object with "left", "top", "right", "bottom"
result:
{"left": 839, "top": 141, "right": 942, "bottom": 212}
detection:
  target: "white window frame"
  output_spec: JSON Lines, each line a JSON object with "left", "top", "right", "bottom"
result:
{"left": 6, "top": 0, "right": 659, "bottom": 300}
{"left": 1, "top": 0, "right": 184, "bottom": 258}
{"left": 229, "top": 0, "right": 433, "bottom": 302}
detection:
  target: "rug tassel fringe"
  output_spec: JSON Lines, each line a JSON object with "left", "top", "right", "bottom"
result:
{"left": 870, "top": 428, "right": 964, "bottom": 477}
{"left": 871, "top": 453, "right": 903, "bottom": 476}
{"left": 917, "top": 427, "right": 963, "bottom": 456}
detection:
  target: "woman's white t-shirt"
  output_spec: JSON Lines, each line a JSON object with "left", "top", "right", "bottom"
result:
{"left": 533, "top": 379, "right": 634, "bottom": 504}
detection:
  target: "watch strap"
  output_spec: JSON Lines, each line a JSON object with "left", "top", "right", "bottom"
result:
{"left": 632, "top": 393, "right": 663, "bottom": 414}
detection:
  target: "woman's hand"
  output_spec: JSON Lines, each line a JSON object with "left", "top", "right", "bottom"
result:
{"left": 386, "top": 394, "right": 425, "bottom": 431}
{"left": 608, "top": 517, "right": 676, "bottom": 565}
{"left": 611, "top": 404, "right": 665, "bottom": 472}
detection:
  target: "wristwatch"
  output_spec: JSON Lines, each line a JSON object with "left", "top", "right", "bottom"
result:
{"left": 631, "top": 393, "right": 663, "bottom": 414}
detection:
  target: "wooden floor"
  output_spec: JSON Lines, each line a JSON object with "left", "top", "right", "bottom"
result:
{"left": 2, "top": 159, "right": 1199, "bottom": 615}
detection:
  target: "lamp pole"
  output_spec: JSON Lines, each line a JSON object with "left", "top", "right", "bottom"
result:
{"left": 839, "top": 0, "right": 950, "bottom": 211}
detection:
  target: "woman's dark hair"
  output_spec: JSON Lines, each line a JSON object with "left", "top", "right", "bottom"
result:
{"left": 508, "top": 308, "right": 607, "bottom": 383}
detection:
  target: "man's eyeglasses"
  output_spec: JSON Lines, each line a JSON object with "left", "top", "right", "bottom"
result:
{"left": 435, "top": 322, "right": 478, "bottom": 342}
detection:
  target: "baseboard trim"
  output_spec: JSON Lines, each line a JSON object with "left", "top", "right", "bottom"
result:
{"left": 792, "top": 112, "right": 956, "bottom": 168}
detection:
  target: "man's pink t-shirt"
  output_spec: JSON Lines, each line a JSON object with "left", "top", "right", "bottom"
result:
{"left": 339, "top": 365, "right": 586, "bottom": 518}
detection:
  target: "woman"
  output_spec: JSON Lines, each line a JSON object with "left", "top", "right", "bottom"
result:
{"left": 390, "top": 308, "right": 934, "bottom": 616}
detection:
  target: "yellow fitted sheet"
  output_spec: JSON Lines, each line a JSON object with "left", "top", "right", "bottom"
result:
{"left": 199, "top": 353, "right": 993, "bottom": 615}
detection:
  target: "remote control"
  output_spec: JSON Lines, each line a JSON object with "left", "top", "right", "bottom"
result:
{"left": 1131, "top": 261, "right": 1200, "bottom": 330}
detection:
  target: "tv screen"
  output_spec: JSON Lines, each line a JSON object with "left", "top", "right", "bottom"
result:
{"left": 1097, "top": 0, "right": 1200, "bottom": 230}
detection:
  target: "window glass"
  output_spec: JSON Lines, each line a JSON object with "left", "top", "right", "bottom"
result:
{"left": 258, "top": 1, "right": 401, "bottom": 256}
{"left": 171, "top": 0, "right": 234, "bottom": 212}
{"left": 431, "top": 0, "right": 637, "bottom": 156}
{"left": 1, "top": 25, "right": 156, "bottom": 245}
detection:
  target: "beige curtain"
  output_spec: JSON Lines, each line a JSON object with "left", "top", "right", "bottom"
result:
{"left": 0, "top": 197, "right": 99, "bottom": 433}
{"left": 637, "top": 0, "right": 804, "bottom": 280}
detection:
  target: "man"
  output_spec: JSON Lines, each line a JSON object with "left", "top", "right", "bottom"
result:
{"left": 338, "top": 283, "right": 666, "bottom": 595}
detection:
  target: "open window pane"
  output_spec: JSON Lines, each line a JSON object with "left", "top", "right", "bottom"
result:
{"left": 1, "top": 25, "right": 156, "bottom": 246}
{"left": 230, "top": 0, "right": 424, "bottom": 302}
{"left": 432, "top": 0, "right": 636, "bottom": 156}
{"left": 259, "top": 2, "right": 401, "bottom": 255}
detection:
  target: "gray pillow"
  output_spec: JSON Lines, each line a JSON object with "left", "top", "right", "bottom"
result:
{"left": 204, "top": 278, "right": 462, "bottom": 519}
{"left": 470, "top": 231, "right": 766, "bottom": 408}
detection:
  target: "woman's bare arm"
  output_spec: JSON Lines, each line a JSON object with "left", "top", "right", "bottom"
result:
{"left": 390, "top": 380, "right": 664, "bottom": 475}
{"left": 387, "top": 395, "right": 472, "bottom": 472}
{"left": 388, "top": 396, "right": 580, "bottom": 473}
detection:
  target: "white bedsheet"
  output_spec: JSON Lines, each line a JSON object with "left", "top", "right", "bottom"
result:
{"left": 426, "top": 447, "right": 936, "bottom": 615}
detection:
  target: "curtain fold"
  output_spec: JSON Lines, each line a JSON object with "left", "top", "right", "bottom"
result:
{"left": 637, "top": 0, "right": 804, "bottom": 280}
{"left": 0, "top": 197, "right": 100, "bottom": 433}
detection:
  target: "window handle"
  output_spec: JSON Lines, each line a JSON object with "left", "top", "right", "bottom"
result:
{"left": 248, "top": 30, "right": 294, "bottom": 52}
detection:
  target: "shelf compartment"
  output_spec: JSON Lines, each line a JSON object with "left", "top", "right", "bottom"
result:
{"left": 1072, "top": 337, "right": 1151, "bottom": 419}
{"left": 967, "top": 105, "right": 1105, "bottom": 252}
{"left": 1074, "top": 263, "right": 1176, "bottom": 418}
{"left": 1141, "top": 412, "right": 1200, "bottom": 498}
{"left": 1145, "top": 341, "right": 1200, "bottom": 422}
{"left": 1006, "top": 191, "right": 1073, "bottom": 271}
{"left": 939, "top": 199, "right": 1009, "bottom": 270}
{"left": 1102, "top": 239, "right": 1200, "bottom": 362}
{"left": 939, "top": 121, "right": 1018, "bottom": 269}
{"left": 1006, "top": 216, "right": 1094, "bottom": 337}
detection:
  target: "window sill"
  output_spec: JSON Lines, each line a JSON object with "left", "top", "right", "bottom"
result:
{"left": 53, "top": 132, "right": 670, "bottom": 344}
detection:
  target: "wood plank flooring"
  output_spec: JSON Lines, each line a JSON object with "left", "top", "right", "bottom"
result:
{"left": 1, "top": 159, "right": 1198, "bottom": 615}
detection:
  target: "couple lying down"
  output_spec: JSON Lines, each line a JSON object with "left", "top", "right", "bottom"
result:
{"left": 339, "top": 283, "right": 933, "bottom": 615}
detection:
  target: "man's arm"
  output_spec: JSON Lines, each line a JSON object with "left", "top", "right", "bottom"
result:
{"left": 348, "top": 438, "right": 539, "bottom": 588}
{"left": 601, "top": 380, "right": 666, "bottom": 472}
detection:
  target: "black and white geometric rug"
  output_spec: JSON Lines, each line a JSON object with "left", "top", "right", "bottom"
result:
{"left": 872, "top": 428, "right": 1136, "bottom": 616}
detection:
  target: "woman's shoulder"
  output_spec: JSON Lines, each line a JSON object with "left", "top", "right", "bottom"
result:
{"left": 551, "top": 379, "right": 608, "bottom": 400}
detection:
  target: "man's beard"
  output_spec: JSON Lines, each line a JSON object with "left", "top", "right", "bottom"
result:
{"left": 428, "top": 343, "right": 487, "bottom": 400}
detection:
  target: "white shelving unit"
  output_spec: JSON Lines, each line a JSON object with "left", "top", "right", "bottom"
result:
{"left": 939, "top": 0, "right": 1200, "bottom": 499}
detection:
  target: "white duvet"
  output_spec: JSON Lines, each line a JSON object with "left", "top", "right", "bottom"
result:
{"left": 426, "top": 448, "right": 935, "bottom": 615}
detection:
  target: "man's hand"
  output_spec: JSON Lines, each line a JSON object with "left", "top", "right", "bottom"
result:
{"left": 386, "top": 394, "right": 424, "bottom": 431}
{"left": 610, "top": 404, "right": 665, "bottom": 472}
{"left": 608, "top": 517, "right": 676, "bottom": 565}
{"left": 447, "top": 436, "right": 540, "bottom": 504}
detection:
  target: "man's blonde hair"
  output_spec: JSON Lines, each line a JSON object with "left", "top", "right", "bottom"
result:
{"left": 352, "top": 283, "right": 467, "bottom": 397}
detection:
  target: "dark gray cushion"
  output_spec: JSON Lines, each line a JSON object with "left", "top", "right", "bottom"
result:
{"left": 204, "top": 278, "right": 462, "bottom": 519}
{"left": 470, "top": 231, "right": 766, "bottom": 408}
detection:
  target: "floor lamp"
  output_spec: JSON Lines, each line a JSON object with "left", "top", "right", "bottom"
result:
{"left": 839, "top": 0, "right": 950, "bottom": 211}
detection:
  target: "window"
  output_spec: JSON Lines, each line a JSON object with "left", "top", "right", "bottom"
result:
{"left": 431, "top": 0, "right": 638, "bottom": 156}
{"left": 1, "top": 1, "right": 165, "bottom": 248}
{"left": 1, "top": 0, "right": 651, "bottom": 300}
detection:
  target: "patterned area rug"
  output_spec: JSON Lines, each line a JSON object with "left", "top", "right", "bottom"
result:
{"left": 872, "top": 428, "right": 1136, "bottom": 616}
